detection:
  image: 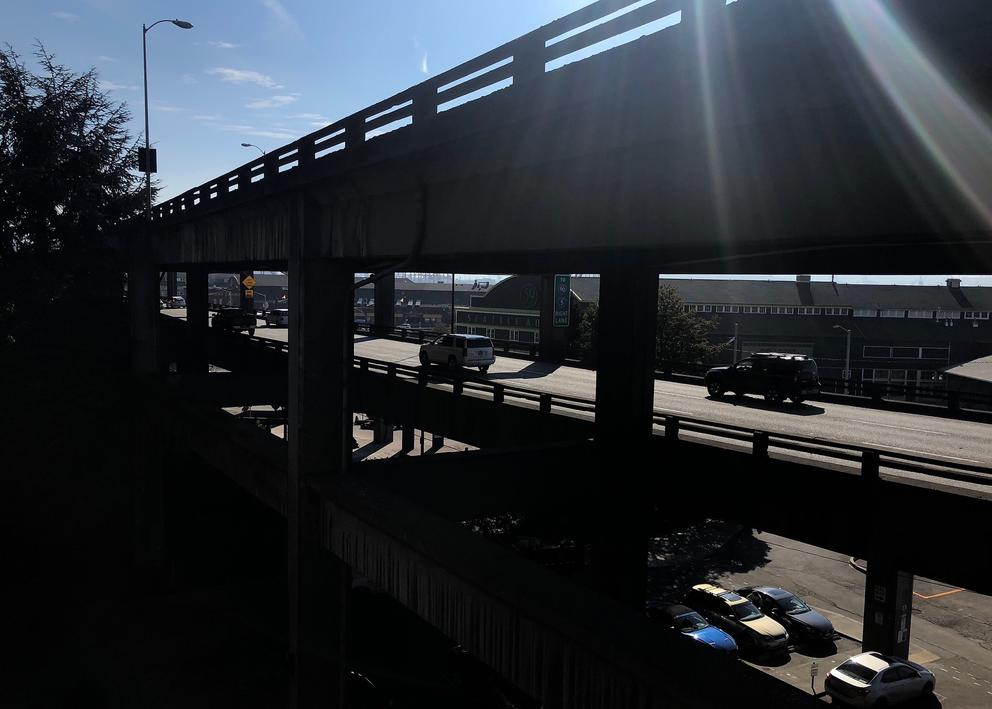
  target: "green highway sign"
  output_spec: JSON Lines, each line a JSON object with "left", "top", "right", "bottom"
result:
{"left": 553, "top": 274, "right": 570, "bottom": 327}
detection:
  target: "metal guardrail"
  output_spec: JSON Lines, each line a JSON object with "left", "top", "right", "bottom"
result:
{"left": 203, "top": 326, "right": 992, "bottom": 488}
{"left": 353, "top": 323, "right": 540, "bottom": 358}
{"left": 148, "top": 0, "right": 688, "bottom": 222}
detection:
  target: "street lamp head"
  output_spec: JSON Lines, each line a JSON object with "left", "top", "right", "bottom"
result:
{"left": 172, "top": 19, "right": 194, "bottom": 29}
{"left": 241, "top": 143, "right": 252, "bottom": 147}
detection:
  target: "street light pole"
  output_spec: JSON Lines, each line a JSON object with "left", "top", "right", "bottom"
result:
{"left": 241, "top": 142, "right": 266, "bottom": 156}
{"left": 833, "top": 325, "right": 851, "bottom": 395}
{"left": 141, "top": 19, "right": 193, "bottom": 222}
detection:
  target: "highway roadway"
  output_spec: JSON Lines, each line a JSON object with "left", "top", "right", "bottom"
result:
{"left": 244, "top": 325, "right": 992, "bottom": 475}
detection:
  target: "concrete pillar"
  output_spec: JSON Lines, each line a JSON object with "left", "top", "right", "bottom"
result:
{"left": 287, "top": 193, "right": 353, "bottom": 708}
{"left": 372, "top": 418, "right": 393, "bottom": 445}
{"left": 183, "top": 267, "right": 209, "bottom": 374}
{"left": 129, "top": 239, "right": 160, "bottom": 375}
{"left": 374, "top": 274, "right": 395, "bottom": 336}
{"left": 431, "top": 433, "right": 444, "bottom": 451}
{"left": 401, "top": 423, "right": 415, "bottom": 454}
{"left": 862, "top": 558, "right": 915, "bottom": 658}
{"left": 167, "top": 270, "right": 178, "bottom": 298}
{"left": 589, "top": 263, "right": 658, "bottom": 608}
{"left": 539, "top": 273, "right": 570, "bottom": 362}
{"left": 133, "top": 414, "right": 167, "bottom": 576}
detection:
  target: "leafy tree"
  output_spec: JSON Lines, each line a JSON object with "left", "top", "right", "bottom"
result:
{"left": 569, "top": 284, "right": 727, "bottom": 368}
{"left": 0, "top": 43, "right": 146, "bottom": 343}
{"left": 655, "top": 284, "right": 727, "bottom": 366}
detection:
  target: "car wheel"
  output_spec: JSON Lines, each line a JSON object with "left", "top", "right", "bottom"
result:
{"left": 419, "top": 351, "right": 430, "bottom": 367}
{"left": 707, "top": 381, "right": 724, "bottom": 397}
{"left": 480, "top": 365, "right": 489, "bottom": 373}
{"left": 764, "top": 388, "right": 782, "bottom": 404}
{"left": 447, "top": 355, "right": 458, "bottom": 369}
{"left": 790, "top": 397, "right": 805, "bottom": 404}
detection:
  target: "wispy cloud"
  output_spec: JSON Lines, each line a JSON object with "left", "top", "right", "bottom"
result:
{"left": 209, "top": 41, "right": 241, "bottom": 49}
{"left": 262, "top": 0, "right": 304, "bottom": 41}
{"left": 154, "top": 104, "right": 186, "bottom": 113}
{"left": 181, "top": 73, "right": 198, "bottom": 85}
{"left": 221, "top": 123, "right": 298, "bottom": 141}
{"left": 206, "top": 67, "right": 282, "bottom": 89}
{"left": 290, "top": 113, "right": 327, "bottom": 121}
{"left": 51, "top": 11, "right": 78, "bottom": 22}
{"left": 419, "top": 51, "right": 429, "bottom": 75}
{"left": 100, "top": 80, "right": 139, "bottom": 92}
{"left": 246, "top": 94, "right": 300, "bottom": 109}
{"left": 96, "top": 55, "right": 116, "bottom": 63}
{"left": 193, "top": 114, "right": 223, "bottom": 122}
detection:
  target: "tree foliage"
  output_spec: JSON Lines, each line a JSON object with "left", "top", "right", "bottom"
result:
{"left": 0, "top": 43, "right": 145, "bottom": 341}
{"left": 570, "top": 283, "right": 727, "bottom": 367}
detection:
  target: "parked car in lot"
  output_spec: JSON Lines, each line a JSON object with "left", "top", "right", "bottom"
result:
{"left": 211, "top": 307, "right": 256, "bottom": 335}
{"left": 646, "top": 603, "right": 739, "bottom": 657}
{"left": 265, "top": 308, "right": 289, "bottom": 327}
{"left": 704, "top": 352, "right": 821, "bottom": 404}
{"left": 419, "top": 334, "right": 495, "bottom": 372}
{"left": 163, "top": 295, "right": 186, "bottom": 309}
{"left": 825, "top": 652, "right": 935, "bottom": 707}
{"left": 683, "top": 584, "right": 789, "bottom": 654}
{"left": 738, "top": 586, "right": 835, "bottom": 645}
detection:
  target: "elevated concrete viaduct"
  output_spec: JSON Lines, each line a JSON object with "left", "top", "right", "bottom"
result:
{"left": 122, "top": 0, "right": 992, "bottom": 706}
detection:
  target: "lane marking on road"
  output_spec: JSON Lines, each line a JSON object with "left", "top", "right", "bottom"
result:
{"left": 848, "top": 419, "right": 946, "bottom": 435}
{"left": 913, "top": 588, "right": 964, "bottom": 601}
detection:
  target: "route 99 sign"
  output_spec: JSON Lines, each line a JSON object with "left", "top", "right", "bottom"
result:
{"left": 553, "top": 274, "right": 570, "bottom": 327}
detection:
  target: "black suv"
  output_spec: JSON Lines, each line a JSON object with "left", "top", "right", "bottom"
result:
{"left": 211, "top": 307, "right": 257, "bottom": 335}
{"left": 704, "top": 353, "right": 820, "bottom": 404}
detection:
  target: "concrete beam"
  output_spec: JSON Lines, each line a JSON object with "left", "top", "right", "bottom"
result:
{"left": 374, "top": 274, "right": 395, "bottom": 336}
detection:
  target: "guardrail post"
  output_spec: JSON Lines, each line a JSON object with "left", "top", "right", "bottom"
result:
{"left": 948, "top": 391, "right": 960, "bottom": 412}
{"left": 870, "top": 382, "right": 883, "bottom": 403}
{"left": 540, "top": 393, "right": 552, "bottom": 415}
{"left": 529, "top": 344, "right": 536, "bottom": 357}
{"left": 418, "top": 370, "right": 428, "bottom": 387}
{"left": 359, "top": 358, "right": 369, "bottom": 374}
{"left": 665, "top": 416, "right": 680, "bottom": 441}
{"left": 386, "top": 363, "right": 396, "bottom": 379}
{"left": 861, "top": 449, "right": 880, "bottom": 481}
{"left": 453, "top": 379, "right": 463, "bottom": 396}
{"left": 753, "top": 431, "right": 769, "bottom": 459}
{"left": 493, "top": 384, "right": 504, "bottom": 405}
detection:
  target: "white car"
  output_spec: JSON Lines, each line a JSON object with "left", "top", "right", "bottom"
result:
{"left": 419, "top": 334, "right": 495, "bottom": 373}
{"left": 265, "top": 308, "right": 289, "bottom": 327}
{"left": 825, "top": 652, "right": 935, "bottom": 707}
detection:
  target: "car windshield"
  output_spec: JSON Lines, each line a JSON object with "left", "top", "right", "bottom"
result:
{"left": 674, "top": 612, "right": 709, "bottom": 632}
{"left": 466, "top": 339, "right": 493, "bottom": 348}
{"left": 777, "top": 595, "right": 811, "bottom": 615}
{"left": 730, "top": 601, "right": 762, "bottom": 622}
{"left": 836, "top": 661, "right": 878, "bottom": 684}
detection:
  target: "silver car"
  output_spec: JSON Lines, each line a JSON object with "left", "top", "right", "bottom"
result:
{"left": 419, "top": 334, "right": 495, "bottom": 373}
{"left": 265, "top": 308, "right": 289, "bottom": 327}
{"left": 825, "top": 652, "right": 935, "bottom": 707}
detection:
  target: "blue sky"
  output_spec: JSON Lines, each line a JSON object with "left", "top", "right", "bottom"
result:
{"left": 5, "top": 0, "right": 594, "bottom": 200}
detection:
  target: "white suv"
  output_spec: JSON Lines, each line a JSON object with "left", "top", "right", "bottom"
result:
{"left": 420, "top": 334, "right": 496, "bottom": 373}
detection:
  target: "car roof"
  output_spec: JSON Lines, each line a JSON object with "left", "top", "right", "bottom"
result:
{"left": 461, "top": 334, "right": 491, "bottom": 340}
{"left": 655, "top": 603, "right": 698, "bottom": 618}
{"left": 751, "top": 352, "right": 809, "bottom": 360}
{"left": 755, "top": 587, "right": 792, "bottom": 599}
{"left": 848, "top": 652, "right": 895, "bottom": 672}
{"left": 690, "top": 584, "right": 747, "bottom": 604}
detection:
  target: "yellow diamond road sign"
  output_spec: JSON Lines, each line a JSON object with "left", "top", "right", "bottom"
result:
{"left": 242, "top": 275, "right": 256, "bottom": 289}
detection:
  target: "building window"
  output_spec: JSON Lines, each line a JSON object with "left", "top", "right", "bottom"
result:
{"left": 965, "top": 311, "right": 990, "bottom": 319}
{"left": 907, "top": 310, "right": 934, "bottom": 319}
{"left": 864, "top": 346, "right": 890, "bottom": 358}
{"left": 921, "top": 347, "right": 949, "bottom": 360}
{"left": 854, "top": 308, "right": 876, "bottom": 318}
{"left": 892, "top": 347, "right": 920, "bottom": 359}
{"left": 937, "top": 310, "right": 960, "bottom": 320}
{"left": 822, "top": 307, "right": 850, "bottom": 316}
{"left": 879, "top": 309, "right": 905, "bottom": 318}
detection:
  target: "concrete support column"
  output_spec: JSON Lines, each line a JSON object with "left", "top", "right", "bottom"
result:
{"left": 288, "top": 193, "right": 353, "bottom": 708}
{"left": 372, "top": 418, "right": 394, "bottom": 445}
{"left": 133, "top": 414, "right": 167, "bottom": 576}
{"left": 431, "top": 433, "right": 444, "bottom": 451}
{"left": 401, "top": 423, "right": 415, "bottom": 454}
{"left": 374, "top": 274, "right": 395, "bottom": 335}
{"left": 539, "top": 273, "right": 569, "bottom": 362}
{"left": 862, "top": 557, "right": 915, "bottom": 658}
{"left": 129, "top": 240, "right": 160, "bottom": 375}
{"left": 183, "top": 267, "right": 209, "bottom": 375}
{"left": 589, "top": 264, "right": 658, "bottom": 608}
{"left": 166, "top": 270, "right": 178, "bottom": 298}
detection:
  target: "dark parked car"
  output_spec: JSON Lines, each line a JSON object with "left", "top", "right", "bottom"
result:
{"left": 646, "top": 603, "right": 739, "bottom": 657}
{"left": 704, "top": 352, "right": 820, "bottom": 404}
{"left": 738, "top": 586, "right": 835, "bottom": 645}
{"left": 683, "top": 584, "right": 789, "bottom": 654}
{"left": 211, "top": 307, "right": 257, "bottom": 335}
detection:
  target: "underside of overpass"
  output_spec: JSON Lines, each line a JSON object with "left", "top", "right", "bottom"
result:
{"left": 122, "top": 1, "right": 992, "bottom": 706}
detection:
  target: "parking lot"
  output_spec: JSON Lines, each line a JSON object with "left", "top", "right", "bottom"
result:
{"left": 646, "top": 528, "right": 992, "bottom": 707}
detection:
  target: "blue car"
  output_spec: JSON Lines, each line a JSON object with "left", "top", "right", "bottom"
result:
{"left": 648, "top": 603, "right": 739, "bottom": 657}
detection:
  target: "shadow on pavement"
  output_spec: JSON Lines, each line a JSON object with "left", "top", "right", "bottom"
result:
{"left": 792, "top": 641, "right": 838, "bottom": 658}
{"left": 707, "top": 394, "right": 826, "bottom": 416}
{"left": 485, "top": 361, "right": 561, "bottom": 380}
